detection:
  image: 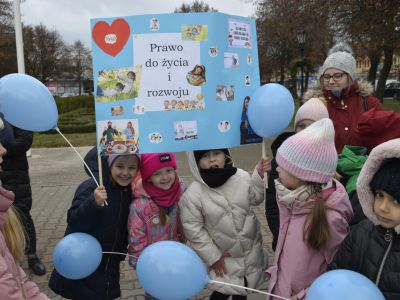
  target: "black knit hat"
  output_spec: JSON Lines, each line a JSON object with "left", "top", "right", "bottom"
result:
{"left": 194, "top": 149, "right": 231, "bottom": 165}
{"left": 370, "top": 158, "right": 400, "bottom": 201}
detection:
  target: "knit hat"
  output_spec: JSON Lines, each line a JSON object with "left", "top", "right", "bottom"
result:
{"left": 140, "top": 152, "right": 177, "bottom": 181}
{"left": 276, "top": 118, "right": 337, "bottom": 183}
{"left": 107, "top": 154, "right": 140, "bottom": 168}
{"left": 194, "top": 149, "right": 231, "bottom": 165}
{"left": 294, "top": 98, "right": 329, "bottom": 130}
{"left": 321, "top": 43, "right": 356, "bottom": 81}
{"left": 370, "top": 158, "right": 400, "bottom": 201}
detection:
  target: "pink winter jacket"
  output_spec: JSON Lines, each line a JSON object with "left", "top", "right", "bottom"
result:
{"left": 266, "top": 180, "right": 353, "bottom": 300}
{"left": 0, "top": 186, "right": 49, "bottom": 300}
{"left": 127, "top": 179, "right": 185, "bottom": 268}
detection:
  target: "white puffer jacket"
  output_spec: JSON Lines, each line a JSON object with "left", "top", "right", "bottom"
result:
{"left": 179, "top": 152, "right": 267, "bottom": 295}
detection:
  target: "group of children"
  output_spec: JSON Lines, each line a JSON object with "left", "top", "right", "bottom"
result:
{"left": 1, "top": 95, "right": 398, "bottom": 299}
{"left": 45, "top": 96, "right": 399, "bottom": 300}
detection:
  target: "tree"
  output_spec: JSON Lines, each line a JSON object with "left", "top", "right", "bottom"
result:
{"left": 23, "top": 24, "right": 66, "bottom": 82}
{"left": 174, "top": 0, "right": 217, "bottom": 13}
{"left": 255, "top": 0, "right": 333, "bottom": 89}
{"left": 329, "top": 1, "right": 400, "bottom": 101}
{"left": 0, "top": 0, "right": 17, "bottom": 76}
{"left": 66, "top": 40, "right": 92, "bottom": 95}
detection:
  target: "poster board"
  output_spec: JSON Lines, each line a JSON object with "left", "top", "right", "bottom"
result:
{"left": 91, "top": 12, "right": 262, "bottom": 155}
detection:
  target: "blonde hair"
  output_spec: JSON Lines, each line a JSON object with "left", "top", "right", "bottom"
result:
{"left": 2, "top": 206, "right": 26, "bottom": 263}
{"left": 303, "top": 183, "right": 329, "bottom": 250}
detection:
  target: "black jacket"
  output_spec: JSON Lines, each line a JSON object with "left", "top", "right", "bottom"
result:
{"left": 330, "top": 219, "right": 400, "bottom": 300}
{"left": 49, "top": 147, "right": 132, "bottom": 300}
{"left": 265, "top": 131, "right": 295, "bottom": 251}
{"left": 0, "top": 125, "right": 33, "bottom": 211}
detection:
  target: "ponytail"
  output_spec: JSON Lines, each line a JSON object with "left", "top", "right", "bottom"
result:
{"left": 304, "top": 183, "right": 329, "bottom": 250}
{"left": 2, "top": 206, "right": 26, "bottom": 263}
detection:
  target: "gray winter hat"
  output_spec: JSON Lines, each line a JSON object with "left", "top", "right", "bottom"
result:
{"left": 321, "top": 43, "right": 356, "bottom": 81}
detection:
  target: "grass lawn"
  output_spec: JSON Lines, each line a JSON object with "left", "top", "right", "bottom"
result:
{"left": 33, "top": 132, "right": 96, "bottom": 148}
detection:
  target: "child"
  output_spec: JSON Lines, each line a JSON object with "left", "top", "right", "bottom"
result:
{"left": 180, "top": 149, "right": 269, "bottom": 299}
{"left": 266, "top": 118, "right": 353, "bottom": 300}
{"left": 265, "top": 97, "right": 329, "bottom": 250}
{"left": 0, "top": 118, "right": 48, "bottom": 299}
{"left": 330, "top": 138, "right": 400, "bottom": 299}
{"left": 127, "top": 153, "right": 185, "bottom": 299}
{"left": 49, "top": 148, "right": 140, "bottom": 300}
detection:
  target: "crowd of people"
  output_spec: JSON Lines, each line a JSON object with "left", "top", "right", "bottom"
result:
{"left": 1, "top": 42, "right": 399, "bottom": 300}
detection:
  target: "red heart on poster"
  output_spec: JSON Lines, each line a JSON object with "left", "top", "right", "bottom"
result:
{"left": 92, "top": 18, "right": 130, "bottom": 57}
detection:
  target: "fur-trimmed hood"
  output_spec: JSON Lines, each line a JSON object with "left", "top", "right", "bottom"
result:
{"left": 356, "top": 138, "right": 400, "bottom": 234}
{"left": 305, "top": 79, "right": 374, "bottom": 100}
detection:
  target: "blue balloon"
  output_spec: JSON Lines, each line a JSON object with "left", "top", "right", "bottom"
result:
{"left": 53, "top": 233, "right": 102, "bottom": 280}
{"left": 137, "top": 241, "right": 208, "bottom": 300}
{"left": 0, "top": 73, "right": 58, "bottom": 131}
{"left": 247, "top": 83, "right": 294, "bottom": 137}
{"left": 307, "top": 270, "right": 385, "bottom": 300}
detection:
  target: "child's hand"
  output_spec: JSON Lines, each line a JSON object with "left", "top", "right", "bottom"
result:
{"left": 256, "top": 158, "right": 271, "bottom": 178}
{"left": 211, "top": 251, "right": 230, "bottom": 278}
{"left": 94, "top": 185, "right": 108, "bottom": 206}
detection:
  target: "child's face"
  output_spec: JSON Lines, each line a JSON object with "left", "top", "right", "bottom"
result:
{"left": 110, "top": 156, "right": 139, "bottom": 186}
{"left": 148, "top": 166, "right": 176, "bottom": 190}
{"left": 198, "top": 150, "right": 226, "bottom": 169}
{"left": 373, "top": 190, "right": 400, "bottom": 229}
{"left": 277, "top": 165, "right": 305, "bottom": 190}
{"left": 295, "top": 119, "right": 314, "bottom": 133}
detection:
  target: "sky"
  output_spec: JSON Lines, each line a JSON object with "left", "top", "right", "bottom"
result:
{"left": 20, "top": 0, "right": 256, "bottom": 48}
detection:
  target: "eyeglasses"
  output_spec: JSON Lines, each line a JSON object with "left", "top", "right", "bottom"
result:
{"left": 321, "top": 73, "right": 347, "bottom": 82}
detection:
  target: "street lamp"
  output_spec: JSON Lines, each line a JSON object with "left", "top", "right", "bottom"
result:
{"left": 297, "top": 30, "right": 306, "bottom": 104}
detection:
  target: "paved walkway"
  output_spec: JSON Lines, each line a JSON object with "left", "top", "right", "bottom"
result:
{"left": 24, "top": 143, "right": 275, "bottom": 299}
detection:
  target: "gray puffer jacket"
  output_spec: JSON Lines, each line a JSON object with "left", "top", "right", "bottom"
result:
{"left": 179, "top": 152, "right": 267, "bottom": 295}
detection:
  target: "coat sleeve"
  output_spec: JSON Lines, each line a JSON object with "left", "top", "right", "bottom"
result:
{"left": 323, "top": 210, "right": 351, "bottom": 264}
{"left": 179, "top": 189, "right": 222, "bottom": 267}
{"left": 19, "top": 266, "right": 49, "bottom": 300}
{"left": 67, "top": 180, "right": 105, "bottom": 232}
{"left": 0, "top": 256, "right": 48, "bottom": 300}
{"left": 329, "top": 226, "right": 356, "bottom": 270}
{"left": 248, "top": 168, "right": 265, "bottom": 206}
{"left": 2, "top": 127, "right": 33, "bottom": 156}
{"left": 127, "top": 201, "right": 147, "bottom": 268}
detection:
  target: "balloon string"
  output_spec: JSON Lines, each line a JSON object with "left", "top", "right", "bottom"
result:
{"left": 55, "top": 127, "right": 108, "bottom": 206}
{"left": 102, "top": 251, "right": 137, "bottom": 259}
{"left": 209, "top": 280, "right": 290, "bottom": 300}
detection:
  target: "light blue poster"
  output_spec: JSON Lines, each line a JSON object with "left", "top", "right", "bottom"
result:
{"left": 91, "top": 12, "right": 262, "bottom": 155}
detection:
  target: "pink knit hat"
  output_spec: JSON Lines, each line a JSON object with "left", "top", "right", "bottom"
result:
{"left": 276, "top": 118, "right": 337, "bottom": 183}
{"left": 140, "top": 153, "right": 177, "bottom": 181}
{"left": 294, "top": 98, "right": 329, "bottom": 130}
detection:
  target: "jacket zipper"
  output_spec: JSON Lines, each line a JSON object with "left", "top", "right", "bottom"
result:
{"left": 375, "top": 230, "right": 393, "bottom": 285}
{"left": 105, "top": 189, "right": 124, "bottom": 298}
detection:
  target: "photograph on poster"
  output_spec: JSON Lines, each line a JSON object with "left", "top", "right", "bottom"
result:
{"left": 111, "top": 105, "right": 124, "bottom": 116}
{"left": 96, "top": 66, "right": 142, "bottom": 102}
{"left": 97, "top": 119, "right": 139, "bottom": 154}
{"left": 218, "top": 120, "right": 231, "bottom": 132}
{"left": 216, "top": 85, "right": 235, "bottom": 101}
{"left": 181, "top": 25, "right": 208, "bottom": 41}
{"left": 174, "top": 120, "right": 198, "bottom": 140}
{"left": 224, "top": 52, "right": 239, "bottom": 68}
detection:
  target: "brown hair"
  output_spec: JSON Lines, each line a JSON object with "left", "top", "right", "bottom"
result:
{"left": 2, "top": 206, "right": 26, "bottom": 262}
{"left": 303, "top": 183, "right": 329, "bottom": 250}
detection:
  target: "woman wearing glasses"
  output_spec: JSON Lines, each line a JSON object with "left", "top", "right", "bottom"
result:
{"left": 305, "top": 43, "right": 382, "bottom": 153}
